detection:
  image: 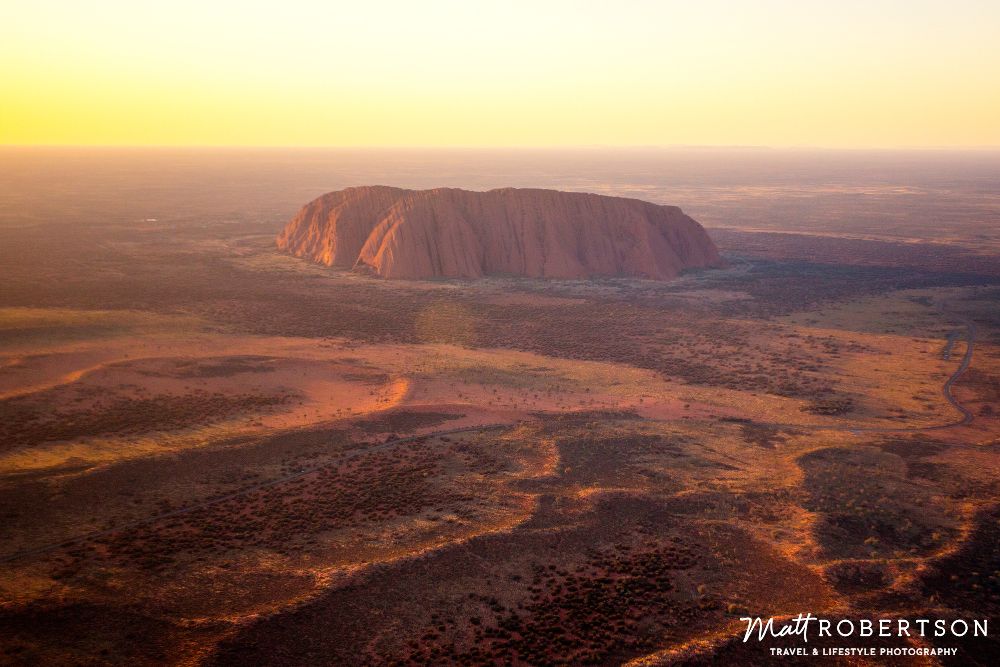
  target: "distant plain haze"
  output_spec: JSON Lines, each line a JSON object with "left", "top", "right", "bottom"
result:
{"left": 2, "top": 0, "right": 999, "bottom": 148}
{"left": 2, "top": 147, "right": 998, "bottom": 251}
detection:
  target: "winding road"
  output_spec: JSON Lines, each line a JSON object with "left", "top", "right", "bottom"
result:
{"left": 938, "top": 314, "right": 977, "bottom": 426}
{"left": 754, "top": 311, "right": 977, "bottom": 434}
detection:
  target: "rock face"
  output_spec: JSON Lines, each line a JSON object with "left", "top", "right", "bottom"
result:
{"left": 277, "top": 186, "right": 723, "bottom": 280}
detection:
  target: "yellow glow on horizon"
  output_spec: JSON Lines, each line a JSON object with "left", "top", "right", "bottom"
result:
{"left": 2, "top": 1, "right": 999, "bottom": 148}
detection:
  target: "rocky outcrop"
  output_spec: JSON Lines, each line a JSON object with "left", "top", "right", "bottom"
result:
{"left": 277, "top": 186, "right": 723, "bottom": 280}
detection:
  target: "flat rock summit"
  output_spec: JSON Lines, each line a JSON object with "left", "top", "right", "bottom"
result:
{"left": 277, "top": 186, "right": 723, "bottom": 280}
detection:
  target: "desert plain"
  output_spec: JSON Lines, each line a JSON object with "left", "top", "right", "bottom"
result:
{"left": 1, "top": 148, "right": 999, "bottom": 665}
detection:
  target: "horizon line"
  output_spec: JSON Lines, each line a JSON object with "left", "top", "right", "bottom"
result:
{"left": 3, "top": 143, "right": 1000, "bottom": 152}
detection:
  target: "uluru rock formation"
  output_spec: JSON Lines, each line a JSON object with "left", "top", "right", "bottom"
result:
{"left": 277, "top": 186, "right": 723, "bottom": 280}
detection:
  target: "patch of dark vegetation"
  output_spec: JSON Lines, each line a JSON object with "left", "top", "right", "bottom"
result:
{"left": 406, "top": 541, "right": 704, "bottom": 666}
{"left": 0, "top": 323, "right": 128, "bottom": 345}
{"left": 957, "top": 368, "right": 1000, "bottom": 403}
{"left": 246, "top": 426, "right": 351, "bottom": 454}
{"left": 0, "top": 601, "right": 190, "bottom": 666}
{"left": 0, "top": 425, "right": 355, "bottom": 557}
{"left": 473, "top": 300, "right": 842, "bottom": 400}
{"left": 352, "top": 410, "right": 463, "bottom": 434}
{"left": 877, "top": 436, "right": 950, "bottom": 482}
{"left": 711, "top": 229, "right": 1000, "bottom": 281}
{"left": 0, "top": 391, "right": 292, "bottom": 450}
{"left": 43, "top": 435, "right": 503, "bottom": 578}
{"left": 739, "top": 423, "right": 788, "bottom": 449}
{"left": 875, "top": 436, "right": 1000, "bottom": 498}
{"left": 140, "top": 356, "right": 279, "bottom": 378}
{"left": 552, "top": 432, "right": 689, "bottom": 486}
{"left": 717, "top": 259, "right": 998, "bottom": 321}
{"left": 824, "top": 561, "right": 891, "bottom": 595}
{"left": 662, "top": 489, "right": 795, "bottom": 524}
{"left": 799, "top": 446, "right": 956, "bottom": 559}
{"left": 532, "top": 409, "right": 644, "bottom": 424}
{"left": 341, "top": 371, "right": 391, "bottom": 384}
{"left": 877, "top": 436, "right": 949, "bottom": 460}
{"left": 921, "top": 505, "right": 1000, "bottom": 617}
{"left": 803, "top": 395, "right": 854, "bottom": 416}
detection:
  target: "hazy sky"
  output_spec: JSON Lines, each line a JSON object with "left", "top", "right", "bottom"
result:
{"left": 2, "top": 0, "right": 999, "bottom": 147}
